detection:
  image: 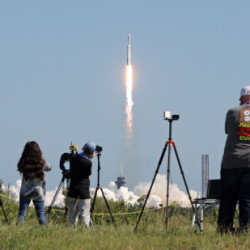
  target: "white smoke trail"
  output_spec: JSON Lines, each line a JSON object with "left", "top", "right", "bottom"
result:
{"left": 6, "top": 175, "right": 198, "bottom": 209}
{"left": 125, "top": 65, "right": 134, "bottom": 145}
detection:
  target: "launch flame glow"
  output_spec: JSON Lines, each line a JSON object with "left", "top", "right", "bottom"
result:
{"left": 125, "top": 34, "right": 134, "bottom": 145}
{"left": 125, "top": 64, "right": 134, "bottom": 144}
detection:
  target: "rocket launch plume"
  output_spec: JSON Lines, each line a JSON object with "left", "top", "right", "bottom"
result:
{"left": 125, "top": 34, "right": 134, "bottom": 145}
{"left": 8, "top": 176, "right": 198, "bottom": 208}
{"left": 122, "top": 34, "right": 139, "bottom": 188}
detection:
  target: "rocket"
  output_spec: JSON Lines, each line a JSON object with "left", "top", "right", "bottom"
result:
{"left": 127, "top": 34, "right": 132, "bottom": 65}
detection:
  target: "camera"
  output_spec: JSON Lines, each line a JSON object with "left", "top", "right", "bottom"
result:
{"left": 60, "top": 143, "right": 78, "bottom": 175}
{"left": 95, "top": 145, "right": 103, "bottom": 153}
{"left": 164, "top": 111, "right": 180, "bottom": 121}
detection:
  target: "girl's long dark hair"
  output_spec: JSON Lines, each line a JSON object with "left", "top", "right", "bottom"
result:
{"left": 17, "top": 141, "right": 46, "bottom": 181}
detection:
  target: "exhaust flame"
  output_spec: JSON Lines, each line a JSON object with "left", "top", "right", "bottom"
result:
{"left": 125, "top": 64, "right": 134, "bottom": 145}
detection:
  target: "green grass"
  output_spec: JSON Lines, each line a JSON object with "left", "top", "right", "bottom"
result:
{"left": 1, "top": 215, "right": 250, "bottom": 250}
{"left": 1, "top": 194, "right": 250, "bottom": 249}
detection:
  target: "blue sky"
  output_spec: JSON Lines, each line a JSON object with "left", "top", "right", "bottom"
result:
{"left": 1, "top": 1, "right": 250, "bottom": 193}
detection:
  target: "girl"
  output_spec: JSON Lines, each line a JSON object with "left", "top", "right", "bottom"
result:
{"left": 17, "top": 141, "right": 51, "bottom": 225}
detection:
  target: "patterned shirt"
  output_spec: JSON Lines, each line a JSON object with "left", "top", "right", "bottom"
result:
{"left": 20, "top": 161, "right": 52, "bottom": 201}
{"left": 221, "top": 104, "right": 250, "bottom": 169}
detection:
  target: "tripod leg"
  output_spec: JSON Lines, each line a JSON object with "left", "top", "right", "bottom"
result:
{"left": 172, "top": 143, "right": 201, "bottom": 231}
{"left": 100, "top": 188, "right": 117, "bottom": 229}
{"left": 0, "top": 197, "right": 9, "bottom": 224}
{"left": 89, "top": 218, "right": 95, "bottom": 229}
{"left": 46, "top": 176, "right": 65, "bottom": 215}
{"left": 90, "top": 187, "right": 98, "bottom": 219}
{"left": 165, "top": 142, "right": 172, "bottom": 229}
{"left": 64, "top": 178, "right": 70, "bottom": 216}
{"left": 134, "top": 143, "right": 168, "bottom": 233}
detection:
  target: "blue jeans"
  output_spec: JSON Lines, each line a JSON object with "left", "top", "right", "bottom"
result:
{"left": 18, "top": 194, "right": 46, "bottom": 225}
{"left": 218, "top": 168, "right": 250, "bottom": 232}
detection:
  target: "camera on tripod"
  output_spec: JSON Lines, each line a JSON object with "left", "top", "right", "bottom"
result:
{"left": 59, "top": 143, "right": 78, "bottom": 177}
{"left": 164, "top": 111, "right": 179, "bottom": 121}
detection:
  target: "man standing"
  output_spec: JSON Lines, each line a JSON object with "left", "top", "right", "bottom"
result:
{"left": 67, "top": 141, "right": 96, "bottom": 228}
{"left": 218, "top": 86, "right": 250, "bottom": 233}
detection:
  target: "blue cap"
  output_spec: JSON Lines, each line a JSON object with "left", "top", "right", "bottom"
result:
{"left": 83, "top": 141, "right": 96, "bottom": 154}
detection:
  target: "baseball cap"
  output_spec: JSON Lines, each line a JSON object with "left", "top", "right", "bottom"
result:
{"left": 83, "top": 141, "right": 96, "bottom": 154}
{"left": 240, "top": 86, "right": 250, "bottom": 97}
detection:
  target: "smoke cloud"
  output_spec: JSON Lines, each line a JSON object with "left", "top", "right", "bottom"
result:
{"left": 134, "top": 174, "right": 198, "bottom": 208}
{"left": 3, "top": 174, "right": 197, "bottom": 209}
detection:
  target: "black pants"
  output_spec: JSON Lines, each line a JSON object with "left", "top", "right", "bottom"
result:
{"left": 218, "top": 168, "right": 250, "bottom": 232}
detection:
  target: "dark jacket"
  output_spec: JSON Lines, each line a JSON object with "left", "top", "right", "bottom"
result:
{"left": 68, "top": 154, "right": 92, "bottom": 199}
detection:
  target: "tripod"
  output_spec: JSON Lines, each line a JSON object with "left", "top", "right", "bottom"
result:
{"left": 0, "top": 196, "right": 9, "bottom": 224}
{"left": 90, "top": 151, "right": 117, "bottom": 229}
{"left": 46, "top": 170, "right": 70, "bottom": 216}
{"left": 134, "top": 115, "right": 200, "bottom": 232}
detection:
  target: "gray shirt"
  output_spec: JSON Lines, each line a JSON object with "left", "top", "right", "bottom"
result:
{"left": 221, "top": 104, "right": 250, "bottom": 169}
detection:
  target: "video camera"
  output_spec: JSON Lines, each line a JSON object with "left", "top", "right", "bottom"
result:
{"left": 59, "top": 143, "right": 78, "bottom": 177}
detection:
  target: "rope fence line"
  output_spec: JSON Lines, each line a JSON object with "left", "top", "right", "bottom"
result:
{"left": 0, "top": 192, "right": 199, "bottom": 227}
{"left": 49, "top": 207, "right": 164, "bottom": 216}
{"left": 0, "top": 192, "right": 164, "bottom": 217}
{"left": 1, "top": 192, "right": 196, "bottom": 219}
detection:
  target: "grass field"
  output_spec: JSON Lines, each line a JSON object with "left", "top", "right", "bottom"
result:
{"left": 1, "top": 213, "right": 250, "bottom": 250}
{"left": 0, "top": 192, "right": 249, "bottom": 249}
